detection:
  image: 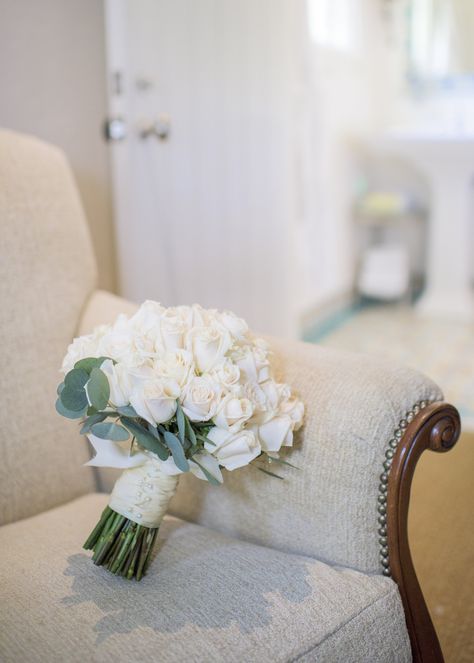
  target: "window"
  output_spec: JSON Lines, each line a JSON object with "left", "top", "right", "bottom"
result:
{"left": 307, "top": 0, "right": 358, "bottom": 51}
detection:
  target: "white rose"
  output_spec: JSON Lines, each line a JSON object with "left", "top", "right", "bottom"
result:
{"left": 233, "top": 345, "right": 271, "bottom": 384}
{"left": 154, "top": 349, "right": 194, "bottom": 387}
{"left": 100, "top": 359, "right": 132, "bottom": 407}
{"left": 101, "top": 360, "right": 152, "bottom": 408}
{"left": 253, "top": 346, "right": 271, "bottom": 382}
{"left": 277, "top": 382, "right": 292, "bottom": 401}
{"left": 205, "top": 427, "right": 261, "bottom": 470}
{"left": 186, "top": 324, "right": 232, "bottom": 373}
{"left": 253, "top": 336, "right": 270, "bottom": 352}
{"left": 158, "top": 307, "right": 189, "bottom": 350}
{"left": 217, "top": 310, "right": 249, "bottom": 340}
{"left": 189, "top": 304, "right": 217, "bottom": 327}
{"left": 245, "top": 379, "right": 280, "bottom": 424}
{"left": 180, "top": 375, "right": 222, "bottom": 422}
{"left": 61, "top": 325, "right": 109, "bottom": 374}
{"left": 129, "top": 300, "right": 165, "bottom": 336}
{"left": 213, "top": 394, "right": 254, "bottom": 432}
{"left": 209, "top": 359, "right": 241, "bottom": 390}
{"left": 243, "top": 381, "right": 266, "bottom": 411}
{"left": 279, "top": 397, "right": 305, "bottom": 431}
{"left": 257, "top": 415, "right": 293, "bottom": 452}
{"left": 130, "top": 379, "right": 180, "bottom": 425}
{"left": 98, "top": 315, "right": 153, "bottom": 367}
{"left": 129, "top": 300, "right": 166, "bottom": 353}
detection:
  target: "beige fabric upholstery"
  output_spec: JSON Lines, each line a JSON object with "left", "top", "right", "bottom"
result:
{"left": 0, "top": 129, "right": 97, "bottom": 524}
{"left": 79, "top": 291, "right": 442, "bottom": 574}
{"left": 0, "top": 493, "right": 411, "bottom": 663}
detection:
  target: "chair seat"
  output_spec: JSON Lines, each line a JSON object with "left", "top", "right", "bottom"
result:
{"left": 0, "top": 494, "right": 411, "bottom": 663}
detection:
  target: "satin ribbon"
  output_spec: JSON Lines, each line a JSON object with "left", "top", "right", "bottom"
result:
{"left": 109, "top": 458, "right": 179, "bottom": 528}
{"left": 85, "top": 434, "right": 148, "bottom": 469}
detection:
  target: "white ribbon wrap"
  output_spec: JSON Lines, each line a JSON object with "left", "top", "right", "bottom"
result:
{"left": 109, "top": 458, "right": 179, "bottom": 528}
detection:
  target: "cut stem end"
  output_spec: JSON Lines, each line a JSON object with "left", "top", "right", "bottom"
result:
{"left": 83, "top": 506, "right": 158, "bottom": 581}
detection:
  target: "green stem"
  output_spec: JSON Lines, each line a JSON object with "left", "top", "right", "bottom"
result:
{"left": 83, "top": 506, "right": 113, "bottom": 549}
{"left": 83, "top": 507, "right": 159, "bottom": 580}
{"left": 109, "top": 524, "right": 136, "bottom": 574}
{"left": 137, "top": 528, "right": 158, "bottom": 581}
{"left": 126, "top": 535, "right": 143, "bottom": 579}
{"left": 93, "top": 513, "right": 126, "bottom": 565}
{"left": 121, "top": 525, "right": 142, "bottom": 576}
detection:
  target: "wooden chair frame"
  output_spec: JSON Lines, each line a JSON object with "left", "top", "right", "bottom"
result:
{"left": 387, "top": 402, "right": 461, "bottom": 663}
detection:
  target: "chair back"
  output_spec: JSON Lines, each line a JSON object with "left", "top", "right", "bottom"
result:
{"left": 0, "top": 130, "right": 97, "bottom": 524}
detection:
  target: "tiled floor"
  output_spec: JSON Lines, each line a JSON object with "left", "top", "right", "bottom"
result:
{"left": 306, "top": 304, "right": 474, "bottom": 431}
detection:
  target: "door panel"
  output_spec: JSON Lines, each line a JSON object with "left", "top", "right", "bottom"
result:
{"left": 106, "top": 0, "right": 299, "bottom": 335}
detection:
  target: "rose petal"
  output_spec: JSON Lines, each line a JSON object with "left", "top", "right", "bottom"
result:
{"left": 258, "top": 415, "right": 292, "bottom": 452}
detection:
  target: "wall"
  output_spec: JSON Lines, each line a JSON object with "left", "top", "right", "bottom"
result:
{"left": 0, "top": 0, "right": 116, "bottom": 291}
{"left": 298, "top": 0, "right": 395, "bottom": 314}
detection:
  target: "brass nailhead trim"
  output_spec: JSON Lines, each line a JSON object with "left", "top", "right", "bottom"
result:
{"left": 378, "top": 399, "right": 431, "bottom": 577}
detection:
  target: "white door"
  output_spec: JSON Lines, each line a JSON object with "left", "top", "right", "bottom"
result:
{"left": 105, "top": 0, "right": 302, "bottom": 336}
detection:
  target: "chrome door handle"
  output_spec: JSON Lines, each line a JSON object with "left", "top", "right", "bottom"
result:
{"left": 139, "top": 114, "right": 171, "bottom": 141}
{"left": 104, "top": 117, "right": 127, "bottom": 142}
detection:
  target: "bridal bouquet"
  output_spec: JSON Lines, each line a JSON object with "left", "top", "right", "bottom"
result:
{"left": 56, "top": 302, "right": 304, "bottom": 580}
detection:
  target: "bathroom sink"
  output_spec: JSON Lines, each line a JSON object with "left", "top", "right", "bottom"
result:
{"left": 382, "top": 132, "right": 474, "bottom": 321}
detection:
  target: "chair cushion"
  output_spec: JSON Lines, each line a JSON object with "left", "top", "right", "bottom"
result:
{"left": 0, "top": 494, "right": 411, "bottom": 663}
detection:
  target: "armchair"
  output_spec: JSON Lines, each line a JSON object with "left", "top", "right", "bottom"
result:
{"left": 0, "top": 130, "right": 460, "bottom": 662}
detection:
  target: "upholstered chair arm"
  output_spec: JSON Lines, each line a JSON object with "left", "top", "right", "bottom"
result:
{"left": 170, "top": 335, "right": 460, "bottom": 663}
{"left": 261, "top": 338, "right": 460, "bottom": 663}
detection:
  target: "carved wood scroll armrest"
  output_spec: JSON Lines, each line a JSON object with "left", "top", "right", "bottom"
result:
{"left": 387, "top": 402, "right": 461, "bottom": 663}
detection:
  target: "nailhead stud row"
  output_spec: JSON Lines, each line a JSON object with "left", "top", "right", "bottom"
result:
{"left": 377, "top": 399, "right": 431, "bottom": 577}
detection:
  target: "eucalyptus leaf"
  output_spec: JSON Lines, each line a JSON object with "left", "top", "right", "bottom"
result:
{"left": 121, "top": 417, "right": 168, "bottom": 460}
{"left": 176, "top": 403, "right": 186, "bottom": 444}
{"left": 257, "top": 466, "right": 284, "bottom": 480}
{"left": 61, "top": 388, "right": 88, "bottom": 412}
{"left": 55, "top": 398, "right": 86, "bottom": 419}
{"left": 192, "top": 458, "right": 222, "bottom": 486}
{"left": 182, "top": 437, "right": 192, "bottom": 452}
{"left": 116, "top": 404, "right": 139, "bottom": 418}
{"left": 185, "top": 417, "right": 197, "bottom": 446}
{"left": 74, "top": 356, "right": 108, "bottom": 373}
{"left": 163, "top": 431, "right": 189, "bottom": 472}
{"left": 64, "top": 368, "right": 89, "bottom": 389}
{"left": 61, "top": 368, "right": 89, "bottom": 411}
{"left": 196, "top": 433, "right": 215, "bottom": 447}
{"left": 80, "top": 412, "right": 107, "bottom": 435}
{"left": 90, "top": 421, "right": 130, "bottom": 441}
{"left": 147, "top": 423, "right": 160, "bottom": 439}
{"left": 86, "top": 367, "right": 110, "bottom": 410}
